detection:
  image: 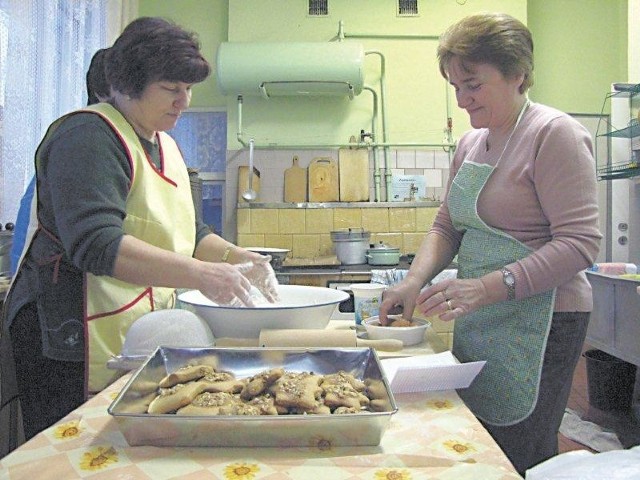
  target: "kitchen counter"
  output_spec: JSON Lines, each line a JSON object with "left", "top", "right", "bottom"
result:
{"left": 276, "top": 257, "right": 413, "bottom": 276}
{"left": 0, "top": 343, "right": 521, "bottom": 479}
{"left": 238, "top": 201, "right": 441, "bottom": 209}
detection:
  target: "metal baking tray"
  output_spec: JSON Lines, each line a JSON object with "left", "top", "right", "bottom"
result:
{"left": 108, "top": 346, "right": 398, "bottom": 447}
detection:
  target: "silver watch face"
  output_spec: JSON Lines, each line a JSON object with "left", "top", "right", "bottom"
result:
{"left": 503, "top": 270, "right": 515, "bottom": 286}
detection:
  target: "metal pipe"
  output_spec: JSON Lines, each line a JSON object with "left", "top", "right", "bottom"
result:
{"left": 337, "top": 20, "right": 345, "bottom": 42}
{"left": 363, "top": 86, "right": 380, "bottom": 202}
{"left": 236, "top": 95, "right": 248, "bottom": 147}
{"left": 365, "top": 50, "right": 391, "bottom": 201}
{"left": 342, "top": 33, "right": 440, "bottom": 41}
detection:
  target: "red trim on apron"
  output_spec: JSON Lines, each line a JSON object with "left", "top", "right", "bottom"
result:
{"left": 85, "top": 287, "right": 155, "bottom": 321}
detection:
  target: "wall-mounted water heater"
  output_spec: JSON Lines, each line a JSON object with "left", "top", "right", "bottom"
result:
{"left": 216, "top": 42, "right": 365, "bottom": 99}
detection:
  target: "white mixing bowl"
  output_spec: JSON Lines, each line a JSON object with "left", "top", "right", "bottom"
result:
{"left": 363, "top": 316, "right": 431, "bottom": 346}
{"left": 178, "top": 285, "right": 349, "bottom": 338}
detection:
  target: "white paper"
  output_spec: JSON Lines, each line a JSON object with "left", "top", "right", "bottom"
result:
{"left": 382, "top": 351, "right": 485, "bottom": 393}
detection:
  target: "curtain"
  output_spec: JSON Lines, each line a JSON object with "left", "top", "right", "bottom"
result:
{"left": 0, "top": 0, "right": 135, "bottom": 225}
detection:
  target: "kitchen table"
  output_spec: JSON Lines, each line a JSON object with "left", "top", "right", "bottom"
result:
{"left": 0, "top": 357, "right": 521, "bottom": 479}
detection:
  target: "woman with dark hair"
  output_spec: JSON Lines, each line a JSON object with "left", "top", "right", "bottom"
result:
{"left": 379, "top": 12, "right": 601, "bottom": 474}
{"left": 2, "top": 17, "right": 278, "bottom": 443}
{"left": 85, "top": 47, "right": 111, "bottom": 104}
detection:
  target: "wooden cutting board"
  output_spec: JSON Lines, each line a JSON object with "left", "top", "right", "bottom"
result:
{"left": 339, "top": 144, "right": 369, "bottom": 202}
{"left": 283, "top": 155, "right": 307, "bottom": 202}
{"left": 308, "top": 157, "right": 339, "bottom": 202}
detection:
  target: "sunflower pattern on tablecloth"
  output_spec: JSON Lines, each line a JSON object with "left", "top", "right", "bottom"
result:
{"left": 426, "top": 398, "right": 455, "bottom": 411}
{"left": 224, "top": 463, "right": 260, "bottom": 479}
{"left": 374, "top": 468, "right": 412, "bottom": 480}
{"left": 52, "top": 419, "right": 83, "bottom": 440}
{"left": 79, "top": 445, "right": 118, "bottom": 471}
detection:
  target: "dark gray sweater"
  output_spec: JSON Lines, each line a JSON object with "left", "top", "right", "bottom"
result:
{"left": 5, "top": 111, "right": 211, "bottom": 360}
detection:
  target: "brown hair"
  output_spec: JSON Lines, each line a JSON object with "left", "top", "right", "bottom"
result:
{"left": 437, "top": 12, "right": 534, "bottom": 93}
{"left": 106, "top": 17, "right": 210, "bottom": 99}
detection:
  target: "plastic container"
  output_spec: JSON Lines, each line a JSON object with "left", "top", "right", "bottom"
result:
{"left": 588, "top": 263, "right": 637, "bottom": 275}
{"left": 350, "top": 283, "right": 385, "bottom": 325}
{"left": 584, "top": 349, "right": 637, "bottom": 411}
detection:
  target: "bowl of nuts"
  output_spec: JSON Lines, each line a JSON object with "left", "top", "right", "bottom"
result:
{"left": 363, "top": 315, "right": 431, "bottom": 346}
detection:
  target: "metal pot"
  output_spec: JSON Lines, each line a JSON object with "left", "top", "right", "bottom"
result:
{"left": 331, "top": 228, "right": 370, "bottom": 265}
{"left": 366, "top": 242, "right": 400, "bottom": 266}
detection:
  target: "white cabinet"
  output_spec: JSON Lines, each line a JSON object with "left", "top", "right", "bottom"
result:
{"left": 586, "top": 271, "right": 640, "bottom": 365}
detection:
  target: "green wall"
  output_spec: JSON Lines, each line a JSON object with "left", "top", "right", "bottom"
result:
{"left": 138, "top": 0, "right": 229, "bottom": 108}
{"left": 527, "top": 0, "right": 627, "bottom": 113}
{"left": 138, "top": 0, "right": 628, "bottom": 147}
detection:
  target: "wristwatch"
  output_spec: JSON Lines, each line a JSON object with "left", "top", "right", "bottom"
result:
{"left": 501, "top": 268, "right": 516, "bottom": 300}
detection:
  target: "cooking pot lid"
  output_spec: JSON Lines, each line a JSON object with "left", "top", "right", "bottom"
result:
{"left": 367, "top": 241, "right": 399, "bottom": 252}
{"left": 330, "top": 228, "right": 370, "bottom": 241}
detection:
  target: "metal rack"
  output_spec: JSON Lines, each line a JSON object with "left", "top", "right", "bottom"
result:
{"left": 596, "top": 83, "right": 640, "bottom": 180}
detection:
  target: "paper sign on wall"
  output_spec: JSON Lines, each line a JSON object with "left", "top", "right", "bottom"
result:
{"left": 390, "top": 175, "right": 426, "bottom": 202}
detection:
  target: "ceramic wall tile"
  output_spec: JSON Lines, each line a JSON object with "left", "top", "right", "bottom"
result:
{"left": 237, "top": 208, "right": 251, "bottom": 233}
{"left": 278, "top": 208, "right": 305, "bottom": 234}
{"left": 416, "top": 150, "right": 435, "bottom": 169}
{"left": 305, "top": 209, "right": 334, "bottom": 234}
{"left": 333, "top": 208, "right": 362, "bottom": 230}
{"left": 292, "top": 234, "right": 320, "bottom": 258}
{"left": 319, "top": 233, "right": 334, "bottom": 256}
{"left": 264, "top": 234, "right": 292, "bottom": 250}
{"left": 396, "top": 150, "right": 416, "bottom": 168}
{"left": 389, "top": 208, "right": 416, "bottom": 232}
{"left": 424, "top": 169, "right": 443, "bottom": 188}
{"left": 416, "top": 207, "right": 438, "bottom": 230}
{"left": 361, "top": 208, "right": 389, "bottom": 233}
{"left": 250, "top": 209, "right": 279, "bottom": 234}
{"left": 371, "top": 232, "right": 402, "bottom": 249}
{"left": 237, "top": 233, "right": 264, "bottom": 247}
{"left": 402, "top": 232, "right": 426, "bottom": 254}
{"left": 434, "top": 150, "right": 452, "bottom": 169}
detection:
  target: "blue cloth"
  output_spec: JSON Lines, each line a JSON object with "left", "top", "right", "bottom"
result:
{"left": 10, "top": 177, "right": 35, "bottom": 275}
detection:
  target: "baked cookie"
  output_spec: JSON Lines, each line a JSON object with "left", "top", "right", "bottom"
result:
{"left": 158, "top": 364, "right": 216, "bottom": 388}
{"left": 176, "top": 391, "right": 239, "bottom": 416}
{"left": 390, "top": 318, "right": 413, "bottom": 328}
{"left": 333, "top": 406, "right": 360, "bottom": 414}
{"left": 270, "top": 371, "right": 323, "bottom": 411}
{"left": 147, "top": 381, "right": 205, "bottom": 414}
{"left": 245, "top": 393, "right": 279, "bottom": 415}
{"left": 322, "top": 383, "right": 370, "bottom": 410}
{"left": 240, "top": 367, "right": 285, "bottom": 400}
{"left": 321, "top": 371, "right": 366, "bottom": 392}
{"left": 198, "top": 370, "right": 245, "bottom": 394}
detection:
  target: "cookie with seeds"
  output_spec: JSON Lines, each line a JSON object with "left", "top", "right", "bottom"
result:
{"left": 147, "top": 381, "right": 205, "bottom": 414}
{"left": 176, "top": 391, "right": 240, "bottom": 416}
{"left": 198, "top": 370, "right": 245, "bottom": 394}
{"left": 240, "top": 367, "right": 285, "bottom": 400}
{"left": 269, "top": 371, "right": 323, "bottom": 411}
{"left": 158, "top": 364, "right": 216, "bottom": 388}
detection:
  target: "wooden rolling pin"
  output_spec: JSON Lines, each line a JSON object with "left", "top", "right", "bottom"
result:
{"left": 258, "top": 329, "right": 403, "bottom": 352}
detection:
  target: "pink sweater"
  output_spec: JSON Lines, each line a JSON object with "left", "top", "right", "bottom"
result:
{"left": 431, "top": 102, "right": 602, "bottom": 312}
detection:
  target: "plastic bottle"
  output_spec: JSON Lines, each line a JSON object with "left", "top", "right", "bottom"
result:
{"left": 588, "top": 263, "right": 638, "bottom": 275}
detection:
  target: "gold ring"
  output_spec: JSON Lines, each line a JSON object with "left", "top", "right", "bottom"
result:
{"left": 446, "top": 299, "right": 453, "bottom": 310}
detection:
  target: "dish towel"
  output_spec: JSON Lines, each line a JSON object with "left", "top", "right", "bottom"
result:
{"left": 559, "top": 408, "right": 623, "bottom": 452}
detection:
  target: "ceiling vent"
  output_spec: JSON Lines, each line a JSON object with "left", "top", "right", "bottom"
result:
{"left": 309, "top": 0, "right": 328, "bottom": 16}
{"left": 397, "top": 0, "right": 419, "bottom": 16}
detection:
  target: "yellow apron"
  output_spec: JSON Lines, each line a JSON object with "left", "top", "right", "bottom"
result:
{"left": 82, "top": 104, "right": 195, "bottom": 393}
